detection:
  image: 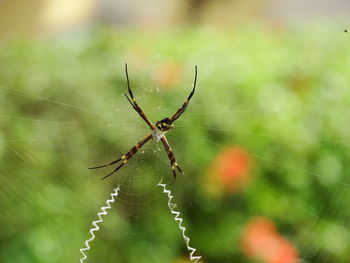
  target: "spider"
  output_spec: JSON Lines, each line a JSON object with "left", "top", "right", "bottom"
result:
{"left": 89, "top": 63, "right": 198, "bottom": 184}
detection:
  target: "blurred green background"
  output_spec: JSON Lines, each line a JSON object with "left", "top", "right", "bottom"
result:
{"left": 1, "top": 1, "right": 350, "bottom": 263}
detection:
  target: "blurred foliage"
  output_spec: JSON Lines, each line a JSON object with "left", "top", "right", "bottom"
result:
{"left": 1, "top": 25, "right": 350, "bottom": 263}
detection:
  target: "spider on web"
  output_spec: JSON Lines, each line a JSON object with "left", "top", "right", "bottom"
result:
{"left": 89, "top": 64, "right": 198, "bottom": 184}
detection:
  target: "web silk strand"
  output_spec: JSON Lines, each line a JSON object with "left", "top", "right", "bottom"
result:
{"left": 79, "top": 186, "right": 121, "bottom": 263}
{"left": 158, "top": 181, "right": 202, "bottom": 263}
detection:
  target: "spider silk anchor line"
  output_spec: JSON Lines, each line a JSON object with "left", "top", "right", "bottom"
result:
{"left": 158, "top": 181, "right": 202, "bottom": 263}
{"left": 79, "top": 186, "right": 120, "bottom": 263}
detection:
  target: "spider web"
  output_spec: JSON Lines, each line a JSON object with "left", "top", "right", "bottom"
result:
{"left": 1, "top": 27, "right": 350, "bottom": 263}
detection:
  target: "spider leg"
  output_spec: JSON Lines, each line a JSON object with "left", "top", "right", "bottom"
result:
{"left": 124, "top": 93, "right": 136, "bottom": 110}
{"left": 124, "top": 63, "right": 155, "bottom": 129}
{"left": 160, "top": 136, "right": 183, "bottom": 184}
{"left": 89, "top": 157, "right": 122, "bottom": 169}
{"left": 170, "top": 65, "right": 197, "bottom": 122}
{"left": 101, "top": 162, "right": 125, "bottom": 180}
{"left": 89, "top": 133, "right": 153, "bottom": 180}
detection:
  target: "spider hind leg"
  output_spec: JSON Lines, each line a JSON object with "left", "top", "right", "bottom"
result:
{"left": 89, "top": 133, "right": 153, "bottom": 180}
{"left": 89, "top": 157, "right": 123, "bottom": 169}
{"left": 101, "top": 161, "right": 126, "bottom": 180}
{"left": 175, "top": 164, "right": 183, "bottom": 173}
{"left": 169, "top": 164, "right": 183, "bottom": 185}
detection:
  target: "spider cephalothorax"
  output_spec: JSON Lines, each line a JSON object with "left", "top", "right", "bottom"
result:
{"left": 156, "top": 117, "right": 174, "bottom": 132}
{"left": 90, "top": 63, "right": 197, "bottom": 184}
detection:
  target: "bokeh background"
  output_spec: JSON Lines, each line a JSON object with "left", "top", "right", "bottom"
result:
{"left": 1, "top": 1, "right": 350, "bottom": 262}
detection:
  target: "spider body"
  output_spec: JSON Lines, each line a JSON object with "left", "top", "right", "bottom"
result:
{"left": 153, "top": 117, "right": 174, "bottom": 141}
{"left": 90, "top": 64, "right": 198, "bottom": 184}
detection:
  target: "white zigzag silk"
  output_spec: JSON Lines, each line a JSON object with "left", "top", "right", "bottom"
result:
{"left": 79, "top": 183, "right": 201, "bottom": 262}
{"left": 79, "top": 186, "right": 120, "bottom": 263}
{"left": 158, "top": 181, "right": 202, "bottom": 263}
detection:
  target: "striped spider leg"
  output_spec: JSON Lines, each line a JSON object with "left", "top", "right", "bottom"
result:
{"left": 123, "top": 63, "right": 155, "bottom": 130}
{"left": 160, "top": 136, "right": 183, "bottom": 185}
{"left": 89, "top": 64, "right": 198, "bottom": 183}
{"left": 170, "top": 65, "right": 197, "bottom": 122}
{"left": 89, "top": 133, "right": 153, "bottom": 180}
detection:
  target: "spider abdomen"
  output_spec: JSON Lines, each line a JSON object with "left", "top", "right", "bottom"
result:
{"left": 152, "top": 128, "right": 165, "bottom": 142}
{"left": 156, "top": 117, "right": 174, "bottom": 131}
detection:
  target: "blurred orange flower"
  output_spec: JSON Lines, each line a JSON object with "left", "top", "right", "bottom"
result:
{"left": 242, "top": 217, "right": 299, "bottom": 263}
{"left": 205, "top": 146, "right": 252, "bottom": 196}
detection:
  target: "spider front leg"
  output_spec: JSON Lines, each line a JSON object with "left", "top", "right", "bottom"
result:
{"left": 124, "top": 63, "right": 155, "bottom": 130}
{"left": 160, "top": 136, "right": 183, "bottom": 184}
{"left": 89, "top": 133, "right": 152, "bottom": 180}
{"left": 170, "top": 65, "right": 197, "bottom": 122}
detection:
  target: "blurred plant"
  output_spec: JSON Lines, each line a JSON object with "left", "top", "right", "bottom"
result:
{"left": 1, "top": 26, "right": 350, "bottom": 263}
{"left": 241, "top": 217, "right": 299, "bottom": 263}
